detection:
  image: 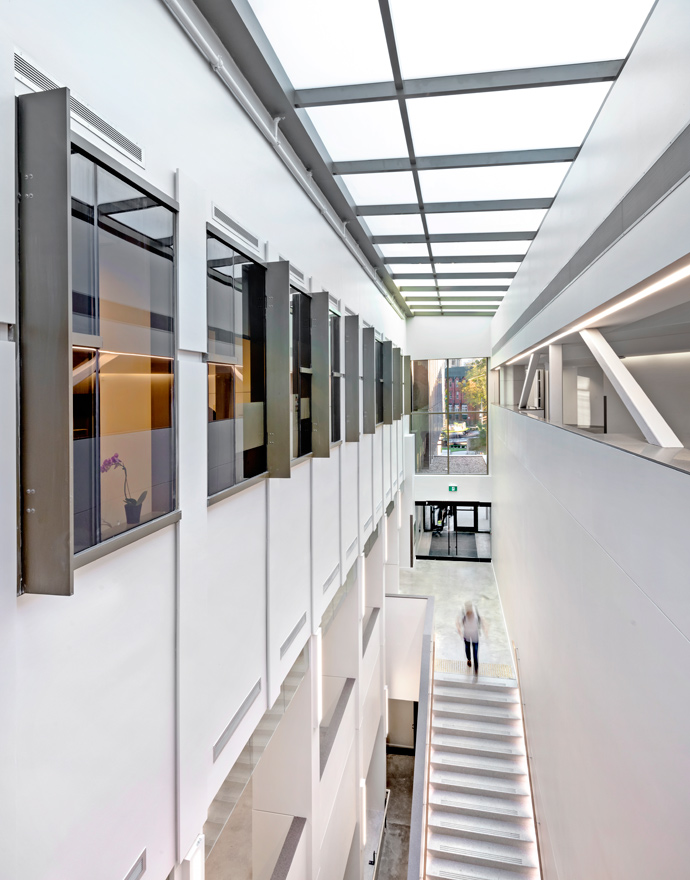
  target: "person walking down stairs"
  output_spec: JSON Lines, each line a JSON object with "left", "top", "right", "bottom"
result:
{"left": 457, "top": 602, "right": 484, "bottom": 674}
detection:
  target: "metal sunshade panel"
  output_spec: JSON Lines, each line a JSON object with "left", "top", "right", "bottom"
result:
{"left": 362, "top": 327, "right": 376, "bottom": 434}
{"left": 344, "top": 314, "right": 361, "bottom": 441}
{"left": 310, "top": 291, "right": 331, "bottom": 457}
{"left": 17, "top": 88, "right": 74, "bottom": 595}
{"left": 382, "top": 340, "right": 394, "bottom": 424}
{"left": 265, "top": 260, "right": 292, "bottom": 477}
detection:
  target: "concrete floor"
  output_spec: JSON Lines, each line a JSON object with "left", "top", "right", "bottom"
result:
{"left": 399, "top": 559, "right": 514, "bottom": 671}
{"left": 378, "top": 755, "right": 414, "bottom": 880}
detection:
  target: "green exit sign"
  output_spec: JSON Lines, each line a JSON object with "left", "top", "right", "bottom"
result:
{"left": 449, "top": 485, "right": 458, "bottom": 492}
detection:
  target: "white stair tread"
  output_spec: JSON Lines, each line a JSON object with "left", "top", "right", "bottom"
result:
{"left": 434, "top": 673, "right": 518, "bottom": 691}
{"left": 433, "top": 715, "right": 522, "bottom": 739}
{"left": 435, "top": 700, "right": 521, "bottom": 722}
{"left": 431, "top": 749, "right": 526, "bottom": 776}
{"left": 426, "top": 853, "right": 537, "bottom": 880}
{"left": 428, "top": 810, "right": 533, "bottom": 843}
{"left": 432, "top": 769, "right": 530, "bottom": 797}
{"left": 430, "top": 789, "right": 533, "bottom": 819}
{"left": 434, "top": 685, "right": 521, "bottom": 705}
{"left": 432, "top": 733, "right": 525, "bottom": 757}
{"left": 428, "top": 831, "right": 538, "bottom": 868}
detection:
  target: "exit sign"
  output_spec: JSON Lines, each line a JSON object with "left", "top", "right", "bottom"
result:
{"left": 449, "top": 485, "right": 457, "bottom": 492}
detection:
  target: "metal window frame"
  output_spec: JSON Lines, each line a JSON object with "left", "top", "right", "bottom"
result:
{"left": 362, "top": 326, "right": 376, "bottom": 434}
{"left": 310, "top": 290, "right": 330, "bottom": 457}
{"left": 344, "top": 314, "right": 360, "bottom": 442}
{"left": 265, "top": 260, "right": 291, "bottom": 477}
{"left": 382, "top": 340, "right": 394, "bottom": 425}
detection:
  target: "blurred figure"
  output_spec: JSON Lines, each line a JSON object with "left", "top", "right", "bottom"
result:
{"left": 457, "top": 601, "right": 483, "bottom": 674}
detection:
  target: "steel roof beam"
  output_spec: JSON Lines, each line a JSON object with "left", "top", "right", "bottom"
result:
{"left": 405, "top": 296, "right": 504, "bottom": 302}
{"left": 374, "top": 232, "right": 536, "bottom": 244}
{"left": 295, "top": 60, "right": 623, "bottom": 108}
{"left": 333, "top": 147, "right": 578, "bottom": 175}
{"left": 400, "top": 285, "right": 509, "bottom": 292}
{"left": 392, "top": 272, "right": 515, "bottom": 280}
{"left": 357, "top": 198, "right": 552, "bottom": 216}
{"left": 382, "top": 254, "right": 525, "bottom": 264}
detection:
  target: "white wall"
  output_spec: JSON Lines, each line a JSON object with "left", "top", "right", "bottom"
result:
{"left": 492, "top": 0, "right": 690, "bottom": 365}
{"left": 405, "top": 317, "right": 492, "bottom": 360}
{"left": 492, "top": 405, "right": 690, "bottom": 880}
{"left": 0, "top": 0, "right": 410, "bottom": 877}
{"left": 414, "top": 474, "right": 492, "bottom": 502}
{"left": 385, "top": 596, "right": 428, "bottom": 703}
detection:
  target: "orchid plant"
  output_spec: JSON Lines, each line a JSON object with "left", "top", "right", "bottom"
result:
{"left": 100, "top": 453, "right": 147, "bottom": 507}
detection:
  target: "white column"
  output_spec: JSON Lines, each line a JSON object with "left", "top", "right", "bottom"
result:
{"left": 548, "top": 344, "right": 563, "bottom": 424}
{"left": 518, "top": 353, "right": 539, "bottom": 408}
{"left": 579, "top": 328, "right": 681, "bottom": 447}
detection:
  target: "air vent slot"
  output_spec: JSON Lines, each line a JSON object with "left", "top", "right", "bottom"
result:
{"left": 14, "top": 53, "right": 143, "bottom": 165}
{"left": 123, "top": 851, "right": 146, "bottom": 880}
{"left": 280, "top": 612, "right": 307, "bottom": 659}
{"left": 212, "top": 205, "right": 261, "bottom": 251}
{"left": 213, "top": 679, "right": 262, "bottom": 762}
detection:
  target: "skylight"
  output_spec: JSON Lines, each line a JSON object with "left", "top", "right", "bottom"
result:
{"left": 418, "top": 163, "right": 571, "bottom": 203}
{"left": 304, "top": 102, "right": 408, "bottom": 161}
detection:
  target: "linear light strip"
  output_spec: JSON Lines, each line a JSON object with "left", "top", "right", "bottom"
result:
{"left": 506, "top": 262, "right": 690, "bottom": 364}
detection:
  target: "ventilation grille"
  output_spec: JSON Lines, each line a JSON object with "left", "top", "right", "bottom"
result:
{"left": 322, "top": 564, "right": 340, "bottom": 594}
{"left": 14, "top": 53, "right": 143, "bottom": 164}
{"left": 212, "top": 205, "right": 261, "bottom": 251}
{"left": 123, "top": 851, "right": 146, "bottom": 880}
{"left": 280, "top": 612, "right": 307, "bottom": 659}
{"left": 213, "top": 679, "right": 262, "bottom": 762}
{"left": 290, "top": 265, "right": 305, "bottom": 283}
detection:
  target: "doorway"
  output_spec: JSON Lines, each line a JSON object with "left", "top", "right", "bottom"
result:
{"left": 415, "top": 501, "right": 491, "bottom": 561}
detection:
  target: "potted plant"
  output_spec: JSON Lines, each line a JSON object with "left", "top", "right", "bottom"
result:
{"left": 101, "top": 453, "right": 147, "bottom": 525}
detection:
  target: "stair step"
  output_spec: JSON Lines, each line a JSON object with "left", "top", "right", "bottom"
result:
{"left": 433, "top": 715, "right": 522, "bottom": 741}
{"left": 434, "top": 685, "right": 521, "bottom": 708}
{"left": 434, "top": 673, "right": 518, "bottom": 692}
{"left": 430, "top": 790, "right": 533, "bottom": 821}
{"left": 428, "top": 810, "right": 533, "bottom": 845}
{"left": 426, "top": 853, "right": 536, "bottom": 880}
{"left": 428, "top": 831, "right": 537, "bottom": 872}
{"left": 432, "top": 769, "right": 530, "bottom": 800}
{"left": 431, "top": 750, "right": 526, "bottom": 778}
{"left": 432, "top": 733, "right": 525, "bottom": 758}
{"left": 434, "top": 700, "right": 521, "bottom": 724}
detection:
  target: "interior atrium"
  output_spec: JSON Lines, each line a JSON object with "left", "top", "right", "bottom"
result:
{"left": 2, "top": 1, "right": 688, "bottom": 879}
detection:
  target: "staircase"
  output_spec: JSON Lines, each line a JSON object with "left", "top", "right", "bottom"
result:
{"left": 425, "top": 671, "right": 540, "bottom": 880}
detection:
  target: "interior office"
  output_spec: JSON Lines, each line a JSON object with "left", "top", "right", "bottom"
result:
{"left": 2, "top": 1, "right": 690, "bottom": 879}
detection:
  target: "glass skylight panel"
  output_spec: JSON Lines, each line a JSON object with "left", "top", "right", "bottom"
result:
{"left": 419, "top": 164, "right": 570, "bottom": 203}
{"left": 340, "top": 171, "right": 417, "bottom": 205}
{"left": 407, "top": 83, "right": 611, "bottom": 156}
{"left": 433, "top": 262, "right": 521, "bottom": 274}
{"left": 247, "top": 0, "right": 392, "bottom": 88}
{"left": 435, "top": 277, "right": 510, "bottom": 286}
{"left": 305, "top": 102, "right": 408, "bottom": 161}
{"left": 389, "top": 0, "right": 654, "bottom": 79}
{"left": 381, "top": 243, "right": 430, "bottom": 258}
{"left": 432, "top": 241, "right": 531, "bottom": 257}
{"left": 426, "top": 210, "right": 546, "bottom": 235}
{"left": 364, "top": 214, "right": 424, "bottom": 236}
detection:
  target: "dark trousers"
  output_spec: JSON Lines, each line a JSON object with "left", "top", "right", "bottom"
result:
{"left": 464, "top": 639, "right": 479, "bottom": 668}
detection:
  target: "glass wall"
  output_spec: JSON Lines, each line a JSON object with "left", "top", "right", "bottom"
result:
{"left": 206, "top": 233, "right": 267, "bottom": 495}
{"left": 411, "top": 358, "right": 488, "bottom": 475}
{"left": 290, "top": 289, "right": 312, "bottom": 458}
{"left": 71, "top": 150, "right": 176, "bottom": 553}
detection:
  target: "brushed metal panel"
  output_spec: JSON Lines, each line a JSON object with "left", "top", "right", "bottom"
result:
{"left": 344, "top": 314, "right": 360, "bottom": 442}
{"left": 393, "top": 347, "right": 402, "bottom": 420}
{"left": 362, "top": 327, "right": 376, "bottom": 434}
{"left": 403, "top": 355, "right": 412, "bottom": 415}
{"left": 17, "top": 88, "right": 73, "bottom": 595}
{"left": 265, "top": 260, "right": 291, "bottom": 477}
{"left": 310, "top": 291, "right": 330, "bottom": 458}
{"left": 383, "top": 340, "right": 394, "bottom": 425}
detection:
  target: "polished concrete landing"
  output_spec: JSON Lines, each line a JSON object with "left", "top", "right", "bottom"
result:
{"left": 378, "top": 755, "right": 414, "bottom": 880}
{"left": 399, "top": 559, "right": 514, "bottom": 672}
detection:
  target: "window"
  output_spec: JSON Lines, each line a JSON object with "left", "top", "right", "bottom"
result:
{"left": 71, "top": 149, "right": 176, "bottom": 553}
{"left": 290, "top": 289, "right": 312, "bottom": 458}
{"left": 411, "top": 358, "right": 488, "bottom": 476}
{"left": 206, "top": 232, "right": 267, "bottom": 495}
{"left": 375, "top": 339, "right": 384, "bottom": 425}
{"left": 330, "top": 311, "right": 342, "bottom": 443}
